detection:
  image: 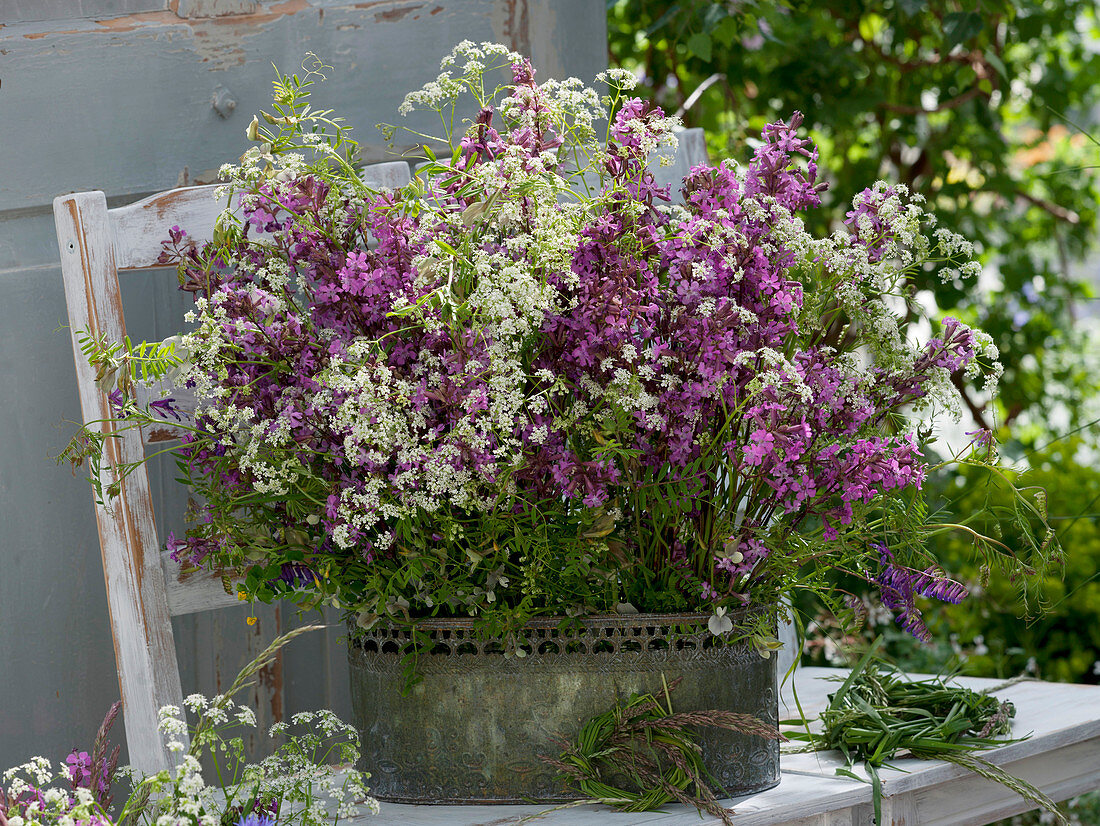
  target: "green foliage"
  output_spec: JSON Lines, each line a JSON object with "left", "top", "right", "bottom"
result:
{"left": 801, "top": 439, "right": 1100, "bottom": 685}
{"left": 548, "top": 676, "right": 782, "bottom": 826}
{"left": 244, "top": 53, "right": 366, "bottom": 190}
{"left": 924, "top": 438, "right": 1100, "bottom": 683}
{"left": 77, "top": 331, "right": 183, "bottom": 395}
{"left": 608, "top": 0, "right": 1100, "bottom": 436}
{"left": 788, "top": 641, "right": 1065, "bottom": 825}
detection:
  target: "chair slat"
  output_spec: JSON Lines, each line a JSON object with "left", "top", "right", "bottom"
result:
{"left": 110, "top": 165, "right": 410, "bottom": 273}
{"left": 362, "top": 160, "right": 411, "bottom": 189}
{"left": 162, "top": 551, "right": 244, "bottom": 616}
{"left": 54, "top": 191, "right": 187, "bottom": 774}
{"left": 110, "top": 185, "right": 228, "bottom": 271}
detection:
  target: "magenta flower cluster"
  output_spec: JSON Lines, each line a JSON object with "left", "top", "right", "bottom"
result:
{"left": 154, "top": 53, "right": 985, "bottom": 633}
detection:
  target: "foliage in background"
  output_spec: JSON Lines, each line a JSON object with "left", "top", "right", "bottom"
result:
{"left": 927, "top": 438, "right": 1100, "bottom": 684}
{"left": 801, "top": 438, "right": 1099, "bottom": 686}
{"left": 608, "top": 0, "right": 1100, "bottom": 439}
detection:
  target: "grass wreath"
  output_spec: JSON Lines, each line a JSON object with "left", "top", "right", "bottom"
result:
{"left": 543, "top": 676, "right": 783, "bottom": 825}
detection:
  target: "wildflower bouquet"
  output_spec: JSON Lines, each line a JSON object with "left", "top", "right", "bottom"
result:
{"left": 67, "top": 43, "right": 1056, "bottom": 647}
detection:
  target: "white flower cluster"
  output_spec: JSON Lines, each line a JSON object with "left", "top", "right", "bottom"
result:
{"left": 181, "top": 293, "right": 306, "bottom": 497}
{"left": 852, "top": 183, "right": 931, "bottom": 267}
{"left": 596, "top": 67, "right": 640, "bottom": 92}
{"left": 400, "top": 40, "right": 522, "bottom": 116}
{"left": 736, "top": 348, "right": 814, "bottom": 405}
{"left": 624, "top": 111, "right": 682, "bottom": 161}
{"left": 2, "top": 759, "right": 108, "bottom": 826}
{"left": 249, "top": 710, "right": 379, "bottom": 823}
{"left": 147, "top": 697, "right": 379, "bottom": 826}
{"left": 216, "top": 144, "right": 311, "bottom": 201}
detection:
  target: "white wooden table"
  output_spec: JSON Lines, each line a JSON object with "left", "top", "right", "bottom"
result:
{"left": 350, "top": 667, "right": 1100, "bottom": 826}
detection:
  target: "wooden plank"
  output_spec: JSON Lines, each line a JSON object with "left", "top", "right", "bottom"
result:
{"left": 908, "top": 734, "right": 1100, "bottom": 824}
{"left": 54, "top": 190, "right": 187, "bottom": 774}
{"left": 338, "top": 770, "right": 870, "bottom": 826}
{"left": 109, "top": 184, "right": 227, "bottom": 270}
{"left": 162, "top": 550, "right": 242, "bottom": 616}
{"left": 109, "top": 164, "right": 409, "bottom": 281}
{"left": 110, "top": 165, "right": 409, "bottom": 275}
{"left": 363, "top": 161, "right": 412, "bottom": 189}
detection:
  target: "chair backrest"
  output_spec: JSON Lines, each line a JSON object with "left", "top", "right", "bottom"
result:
{"left": 53, "top": 161, "right": 412, "bottom": 775}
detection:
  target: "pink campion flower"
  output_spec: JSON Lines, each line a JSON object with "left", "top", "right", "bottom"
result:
{"left": 789, "top": 474, "right": 816, "bottom": 505}
{"left": 66, "top": 750, "right": 92, "bottom": 787}
{"left": 743, "top": 429, "right": 777, "bottom": 466}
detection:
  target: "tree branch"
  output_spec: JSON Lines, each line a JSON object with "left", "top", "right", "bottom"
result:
{"left": 879, "top": 85, "right": 985, "bottom": 116}
{"left": 1012, "top": 189, "right": 1081, "bottom": 225}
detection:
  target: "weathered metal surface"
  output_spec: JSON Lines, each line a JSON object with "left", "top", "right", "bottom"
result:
{"left": 348, "top": 614, "right": 780, "bottom": 803}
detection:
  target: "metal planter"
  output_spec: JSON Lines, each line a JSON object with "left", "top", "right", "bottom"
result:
{"left": 348, "top": 613, "right": 780, "bottom": 803}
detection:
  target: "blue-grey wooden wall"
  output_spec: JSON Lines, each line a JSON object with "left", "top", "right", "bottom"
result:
{"left": 0, "top": 0, "right": 606, "bottom": 767}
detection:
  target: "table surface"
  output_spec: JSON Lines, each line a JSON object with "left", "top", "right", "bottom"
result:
{"left": 347, "top": 667, "right": 1100, "bottom": 826}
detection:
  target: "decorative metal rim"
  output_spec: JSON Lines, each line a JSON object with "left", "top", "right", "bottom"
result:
{"left": 387, "top": 611, "right": 714, "bottom": 630}
{"left": 349, "top": 610, "right": 766, "bottom": 665}
{"left": 351, "top": 609, "right": 760, "bottom": 634}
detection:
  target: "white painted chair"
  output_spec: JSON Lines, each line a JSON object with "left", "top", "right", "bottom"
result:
{"left": 53, "top": 161, "right": 412, "bottom": 775}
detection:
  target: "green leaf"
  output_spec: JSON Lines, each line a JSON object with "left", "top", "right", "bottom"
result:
{"left": 702, "top": 4, "right": 727, "bottom": 28}
{"left": 985, "top": 52, "right": 1009, "bottom": 83}
{"left": 686, "top": 32, "right": 713, "bottom": 63}
{"left": 858, "top": 13, "right": 886, "bottom": 42}
{"left": 712, "top": 16, "right": 740, "bottom": 47}
{"left": 943, "top": 12, "right": 983, "bottom": 52}
{"left": 834, "top": 767, "right": 866, "bottom": 783}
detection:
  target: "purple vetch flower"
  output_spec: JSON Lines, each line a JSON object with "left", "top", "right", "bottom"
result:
{"left": 966, "top": 428, "right": 995, "bottom": 451}
{"left": 237, "top": 811, "right": 276, "bottom": 826}
{"left": 107, "top": 389, "right": 125, "bottom": 418}
{"left": 279, "top": 561, "right": 316, "bottom": 588}
{"left": 166, "top": 531, "right": 218, "bottom": 566}
{"left": 874, "top": 544, "right": 968, "bottom": 641}
{"left": 148, "top": 397, "right": 183, "bottom": 421}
